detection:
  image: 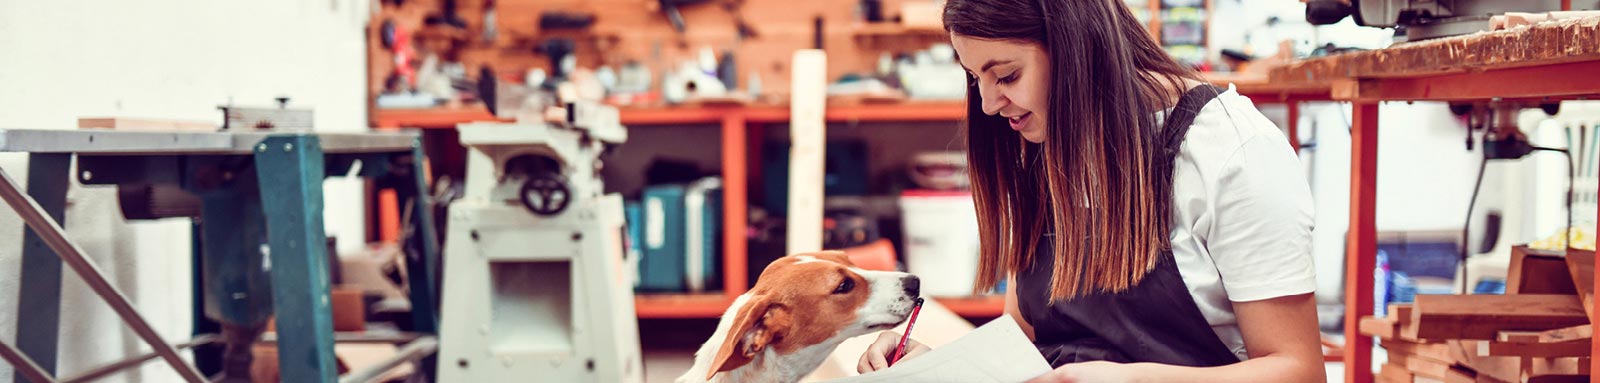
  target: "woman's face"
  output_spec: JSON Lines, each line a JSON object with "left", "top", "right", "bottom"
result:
{"left": 951, "top": 34, "right": 1051, "bottom": 143}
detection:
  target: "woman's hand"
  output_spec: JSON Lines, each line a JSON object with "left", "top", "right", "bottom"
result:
{"left": 1024, "top": 361, "right": 1135, "bottom": 383}
{"left": 855, "top": 331, "right": 931, "bottom": 373}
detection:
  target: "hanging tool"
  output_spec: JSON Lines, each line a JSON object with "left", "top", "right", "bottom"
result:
{"left": 536, "top": 39, "right": 577, "bottom": 88}
{"left": 481, "top": 0, "right": 496, "bottom": 44}
{"left": 657, "top": 0, "right": 711, "bottom": 32}
{"left": 424, "top": 0, "right": 468, "bottom": 29}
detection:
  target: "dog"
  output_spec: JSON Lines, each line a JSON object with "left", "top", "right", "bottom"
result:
{"left": 677, "top": 251, "right": 922, "bottom": 383}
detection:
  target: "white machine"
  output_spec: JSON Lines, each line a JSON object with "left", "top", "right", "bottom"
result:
{"left": 436, "top": 100, "right": 642, "bottom": 383}
{"left": 1304, "top": 0, "right": 1591, "bottom": 41}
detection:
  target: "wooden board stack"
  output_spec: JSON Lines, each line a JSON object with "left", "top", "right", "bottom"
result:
{"left": 1359, "top": 247, "right": 1596, "bottom": 383}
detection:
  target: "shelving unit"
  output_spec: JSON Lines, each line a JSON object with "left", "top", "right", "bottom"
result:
{"left": 373, "top": 101, "right": 1005, "bottom": 320}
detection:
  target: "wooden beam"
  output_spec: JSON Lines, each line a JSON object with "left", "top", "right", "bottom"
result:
{"left": 1376, "top": 363, "right": 1411, "bottom": 383}
{"left": 1405, "top": 295, "right": 1589, "bottom": 341}
{"left": 1478, "top": 339, "right": 1591, "bottom": 358}
{"left": 1362, "top": 316, "right": 1399, "bottom": 340}
{"left": 1381, "top": 340, "right": 1460, "bottom": 364}
{"left": 1539, "top": 324, "right": 1592, "bottom": 343}
{"left": 1331, "top": 61, "right": 1600, "bottom": 102}
{"left": 1564, "top": 249, "right": 1594, "bottom": 320}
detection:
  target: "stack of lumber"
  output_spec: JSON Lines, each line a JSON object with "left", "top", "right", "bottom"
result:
{"left": 1359, "top": 247, "right": 1596, "bottom": 383}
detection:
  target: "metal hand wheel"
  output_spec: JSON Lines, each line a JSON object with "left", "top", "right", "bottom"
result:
{"left": 519, "top": 174, "right": 571, "bottom": 216}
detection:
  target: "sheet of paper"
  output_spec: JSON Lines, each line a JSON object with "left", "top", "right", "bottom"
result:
{"left": 823, "top": 317, "right": 1050, "bottom": 383}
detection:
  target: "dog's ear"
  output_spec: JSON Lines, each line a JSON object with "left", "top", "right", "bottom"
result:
{"left": 707, "top": 296, "right": 791, "bottom": 380}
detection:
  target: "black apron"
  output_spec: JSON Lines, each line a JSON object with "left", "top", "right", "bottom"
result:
{"left": 1016, "top": 85, "right": 1241, "bottom": 368}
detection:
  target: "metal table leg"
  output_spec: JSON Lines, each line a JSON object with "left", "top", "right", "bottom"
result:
{"left": 395, "top": 140, "right": 441, "bottom": 380}
{"left": 12, "top": 153, "right": 68, "bottom": 383}
{"left": 253, "top": 136, "right": 339, "bottom": 383}
{"left": 0, "top": 339, "right": 58, "bottom": 383}
{"left": 0, "top": 158, "right": 207, "bottom": 383}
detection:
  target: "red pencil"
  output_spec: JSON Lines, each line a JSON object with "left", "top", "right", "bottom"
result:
{"left": 888, "top": 297, "right": 925, "bottom": 366}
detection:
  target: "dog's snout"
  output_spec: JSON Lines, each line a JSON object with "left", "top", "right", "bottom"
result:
{"left": 901, "top": 276, "right": 921, "bottom": 297}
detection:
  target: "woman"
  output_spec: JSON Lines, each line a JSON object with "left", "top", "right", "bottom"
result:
{"left": 857, "top": 0, "right": 1324, "bottom": 382}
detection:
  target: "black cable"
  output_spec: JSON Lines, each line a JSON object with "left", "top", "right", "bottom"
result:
{"left": 1461, "top": 147, "right": 1488, "bottom": 295}
{"left": 1460, "top": 143, "right": 1572, "bottom": 295}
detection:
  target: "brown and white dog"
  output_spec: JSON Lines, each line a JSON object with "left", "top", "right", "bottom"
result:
{"left": 677, "top": 251, "right": 921, "bottom": 383}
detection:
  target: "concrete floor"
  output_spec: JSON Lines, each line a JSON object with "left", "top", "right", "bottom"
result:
{"left": 639, "top": 319, "right": 720, "bottom": 382}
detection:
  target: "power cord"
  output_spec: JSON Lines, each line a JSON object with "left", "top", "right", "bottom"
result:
{"left": 1461, "top": 147, "right": 1488, "bottom": 295}
{"left": 1460, "top": 132, "right": 1573, "bottom": 294}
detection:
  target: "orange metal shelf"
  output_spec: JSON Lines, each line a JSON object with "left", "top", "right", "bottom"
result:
{"left": 932, "top": 295, "right": 1006, "bottom": 318}
{"left": 373, "top": 102, "right": 969, "bottom": 129}
{"left": 372, "top": 107, "right": 502, "bottom": 129}
{"left": 634, "top": 294, "right": 735, "bottom": 319}
{"left": 739, "top": 102, "right": 967, "bottom": 123}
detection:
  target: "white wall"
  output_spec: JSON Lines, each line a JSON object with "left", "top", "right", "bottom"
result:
{"left": 0, "top": 1, "right": 373, "bottom": 382}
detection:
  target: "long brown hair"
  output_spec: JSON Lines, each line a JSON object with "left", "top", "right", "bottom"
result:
{"left": 945, "top": 0, "right": 1200, "bottom": 300}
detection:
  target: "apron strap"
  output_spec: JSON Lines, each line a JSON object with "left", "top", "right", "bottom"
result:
{"left": 1160, "top": 84, "right": 1226, "bottom": 156}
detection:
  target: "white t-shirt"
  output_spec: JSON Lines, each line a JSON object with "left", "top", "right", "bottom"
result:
{"left": 1167, "top": 84, "right": 1317, "bottom": 361}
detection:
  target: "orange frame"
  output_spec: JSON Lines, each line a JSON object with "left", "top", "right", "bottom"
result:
{"left": 1333, "top": 59, "right": 1600, "bottom": 383}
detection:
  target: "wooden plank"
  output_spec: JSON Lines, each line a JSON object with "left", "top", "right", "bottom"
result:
{"left": 1564, "top": 249, "right": 1595, "bottom": 320}
{"left": 1376, "top": 364, "right": 1411, "bottom": 383}
{"left": 1383, "top": 340, "right": 1461, "bottom": 364}
{"left": 1509, "top": 246, "right": 1579, "bottom": 295}
{"left": 1525, "top": 376, "right": 1589, "bottom": 383}
{"left": 1539, "top": 324, "right": 1592, "bottom": 343}
{"left": 1393, "top": 304, "right": 1416, "bottom": 326}
{"left": 1393, "top": 304, "right": 1418, "bottom": 338}
{"left": 1455, "top": 341, "right": 1590, "bottom": 383}
{"left": 1403, "top": 351, "right": 1458, "bottom": 380}
{"left": 1477, "top": 339, "right": 1591, "bottom": 358}
{"left": 1497, "top": 331, "right": 1546, "bottom": 343}
{"left": 1363, "top": 316, "right": 1400, "bottom": 340}
{"left": 77, "top": 117, "right": 214, "bottom": 131}
{"left": 1405, "top": 295, "right": 1589, "bottom": 341}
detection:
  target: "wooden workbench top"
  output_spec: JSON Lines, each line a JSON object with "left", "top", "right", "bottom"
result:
{"left": 1271, "top": 16, "right": 1600, "bottom": 84}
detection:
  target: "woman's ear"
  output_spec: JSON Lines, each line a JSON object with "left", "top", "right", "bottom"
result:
{"left": 707, "top": 296, "right": 791, "bottom": 380}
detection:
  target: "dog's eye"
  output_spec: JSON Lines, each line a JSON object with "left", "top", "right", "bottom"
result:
{"left": 832, "top": 278, "right": 855, "bottom": 294}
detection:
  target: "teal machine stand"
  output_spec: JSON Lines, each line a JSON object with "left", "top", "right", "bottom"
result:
{"left": 0, "top": 124, "right": 442, "bottom": 383}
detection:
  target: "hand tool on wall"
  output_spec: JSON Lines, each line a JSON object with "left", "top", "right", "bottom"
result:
{"left": 657, "top": 0, "right": 711, "bottom": 32}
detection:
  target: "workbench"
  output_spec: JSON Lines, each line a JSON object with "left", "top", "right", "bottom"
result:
{"left": 1256, "top": 16, "right": 1600, "bottom": 383}
{"left": 1, "top": 128, "right": 442, "bottom": 383}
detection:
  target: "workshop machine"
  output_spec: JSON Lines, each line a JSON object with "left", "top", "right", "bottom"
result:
{"left": 0, "top": 100, "right": 443, "bottom": 383}
{"left": 434, "top": 92, "right": 642, "bottom": 382}
{"left": 1304, "top": 0, "right": 1591, "bottom": 41}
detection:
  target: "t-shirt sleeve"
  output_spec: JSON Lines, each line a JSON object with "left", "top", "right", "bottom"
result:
{"left": 1207, "top": 134, "right": 1318, "bottom": 302}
